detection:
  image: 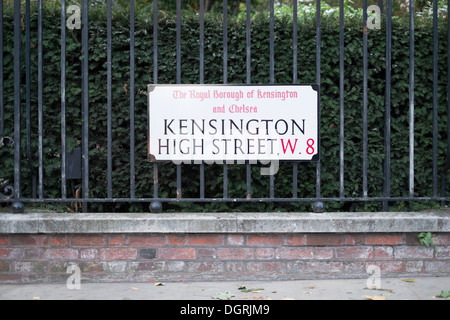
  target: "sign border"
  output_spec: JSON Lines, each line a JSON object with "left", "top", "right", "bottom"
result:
{"left": 147, "top": 83, "right": 320, "bottom": 163}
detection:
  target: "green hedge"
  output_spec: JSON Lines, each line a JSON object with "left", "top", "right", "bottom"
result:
{"left": 0, "top": 3, "right": 449, "bottom": 212}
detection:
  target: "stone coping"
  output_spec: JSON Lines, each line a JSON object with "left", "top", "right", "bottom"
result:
{"left": 0, "top": 211, "right": 448, "bottom": 234}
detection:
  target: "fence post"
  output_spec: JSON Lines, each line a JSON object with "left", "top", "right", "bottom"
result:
{"left": 12, "top": 0, "right": 24, "bottom": 214}
{"left": 81, "top": 0, "right": 89, "bottom": 212}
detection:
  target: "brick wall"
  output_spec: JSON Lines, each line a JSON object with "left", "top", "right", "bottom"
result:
{"left": 0, "top": 232, "right": 449, "bottom": 283}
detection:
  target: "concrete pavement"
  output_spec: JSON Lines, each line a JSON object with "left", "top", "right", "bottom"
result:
{"left": 0, "top": 277, "right": 449, "bottom": 300}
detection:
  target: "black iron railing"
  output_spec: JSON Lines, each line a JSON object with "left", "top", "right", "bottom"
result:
{"left": 0, "top": 0, "right": 449, "bottom": 213}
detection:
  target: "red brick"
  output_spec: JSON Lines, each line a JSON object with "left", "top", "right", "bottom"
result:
{"left": 80, "top": 249, "right": 99, "bottom": 260}
{"left": 256, "top": 248, "right": 275, "bottom": 259}
{"left": 435, "top": 247, "right": 450, "bottom": 259}
{"left": 188, "top": 235, "right": 225, "bottom": 246}
{"left": 405, "top": 233, "right": 421, "bottom": 245}
{"left": 0, "top": 248, "right": 22, "bottom": 259}
{"left": 0, "top": 237, "right": 9, "bottom": 246}
{"left": 365, "top": 234, "right": 403, "bottom": 245}
{"left": 78, "top": 262, "right": 104, "bottom": 273}
{"left": 71, "top": 235, "right": 106, "bottom": 247}
{"left": 247, "top": 262, "right": 285, "bottom": 274}
{"left": 13, "top": 261, "right": 46, "bottom": 273}
{"left": 132, "top": 261, "right": 165, "bottom": 272}
{"left": 43, "top": 248, "right": 78, "bottom": 260}
{"left": 374, "top": 246, "right": 394, "bottom": 258}
{"left": 276, "top": 247, "right": 313, "bottom": 259}
{"left": 286, "top": 235, "right": 305, "bottom": 246}
{"left": 434, "top": 234, "right": 450, "bottom": 246}
{"left": 217, "top": 248, "right": 253, "bottom": 260}
{"left": 344, "top": 261, "right": 365, "bottom": 273}
{"left": 225, "top": 261, "right": 246, "bottom": 273}
{"left": 336, "top": 247, "right": 373, "bottom": 259}
{"left": 227, "top": 235, "right": 245, "bottom": 246}
{"left": 196, "top": 248, "right": 216, "bottom": 259}
{"left": 344, "top": 235, "right": 364, "bottom": 245}
{"left": 50, "top": 236, "right": 67, "bottom": 247}
{"left": 108, "top": 235, "right": 126, "bottom": 246}
{"left": 167, "top": 235, "right": 186, "bottom": 245}
{"left": 367, "top": 261, "right": 403, "bottom": 273}
{"left": 286, "top": 261, "right": 305, "bottom": 273}
{"left": 100, "top": 248, "right": 137, "bottom": 260}
{"left": 0, "top": 274, "right": 21, "bottom": 282}
{"left": 24, "top": 248, "right": 41, "bottom": 259}
{"left": 166, "top": 261, "right": 186, "bottom": 272}
{"left": 424, "top": 261, "right": 450, "bottom": 273}
{"left": 305, "top": 234, "right": 344, "bottom": 246}
{"left": 404, "top": 261, "right": 424, "bottom": 273}
{"left": 186, "top": 261, "right": 225, "bottom": 273}
{"left": 314, "top": 248, "right": 334, "bottom": 259}
{"left": 247, "top": 235, "right": 284, "bottom": 246}
{"left": 128, "top": 235, "right": 165, "bottom": 247}
{"left": 394, "top": 246, "right": 434, "bottom": 259}
{"left": 306, "top": 261, "right": 344, "bottom": 273}
{"left": 11, "top": 235, "right": 48, "bottom": 246}
{"left": 0, "top": 261, "right": 10, "bottom": 272}
{"left": 158, "top": 248, "right": 196, "bottom": 260}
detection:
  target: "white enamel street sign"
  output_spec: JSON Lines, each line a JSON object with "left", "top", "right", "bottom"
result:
{"left": 148, "top": 84, "right": 319, "bottom": 163}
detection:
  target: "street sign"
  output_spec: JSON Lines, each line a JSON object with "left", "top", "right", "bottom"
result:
{"left": 148, "top": 84, "right": 319, "bottom": 164}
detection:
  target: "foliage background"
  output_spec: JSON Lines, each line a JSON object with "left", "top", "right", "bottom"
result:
{"left": 0, "top": 1, "right": 449, "bottom": 212}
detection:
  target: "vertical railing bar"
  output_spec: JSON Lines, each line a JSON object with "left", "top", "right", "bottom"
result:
{"left": 130, "top": 0, "right": 135, "bottom": 199}
{"left": 13, "top": 0, "right": 21, "bottom": 201}
{"left": 176, "top": 0, "right": 181, "bottom": 84}
{"left": 292, "top": 163, "right": 298, "bottom": 198}
{"left": 315, "top": 0, "right": 321, "bottom": 199}
{"left": 153, "top": 0, "right": 158, "bottom": 85}
{"left": 177, "top": 164, "right": 182, "bottom": 199}
{"left": 446, "top": 0, "right": 450, "bottom": 201}
{"left": 81, "top": 0, "right": 89, "bottom": 212}
{"left": 61, "top": 0, "right": 67, "bottom": 199}
{"left": 293, "top": 0, "right": 297, "bottom": 84}
{"left": 246, "top": 0, "right": 251, "bottom": 199}
{"left": 199, "top": 164, "right": 205, "bottom": 199}
{"left": 246, "top": 161, "right": 251, "bottom": 199}
{"left": 269, "top": 0, "right": 274, "bottom": 198}
{"left": 383, "top": 0, "right": 392, "bottom": 211}
{"left": 223, "top": 0, "right": 228, "bottom": 199}
{"left": 107, "top": 0, "right": 112, "bottom": 199}
{"left": 339, "top": 0, "right": 345, "bottom": 198}
{"left": 432, "top": 0, "right": 438, "bottom": 198}
{"left": 37, "top": 0, "right": 43, "bottom": 199}
{"left": 199, "top": 0, "right": 204, "bottom": 84}
{"left": 246, "top": 0, "right": 251, "bottom": 84}
{"left": 199, "top": 0, "right": 205, "bottom": 199}
{"left": 292, "top": 0, "right": 298, "bottom": 199}
{"left": 223, "top": 164, "right": 228, "bottom": 198}
{"left": 0, "top": 0, "right": 3, "bottom": 135}
{"left": 153, "top": 0, "right": 159, "bottom": 198}
{"left": 363, "top": 0, "right": 368, "bottom": 198}
{"left": 378, "top": 0, "right": 384, "bottom": 14}
{"left": 269, "top": 0, "right": 274, "bottom": 84}
{"left": 25, "top": 0, "right": 35, "bottom": 198}
{"left": 153, "top": 162, "right": 159, "bottom": 198}
{"left": 409, "top": 0, "right": 415, "bottom": 198}
{"left": 223, "top": 0, "right": 227, "bottom": 85}
{"left": 176, "top": 0, "right": 182, "bottom": 199}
